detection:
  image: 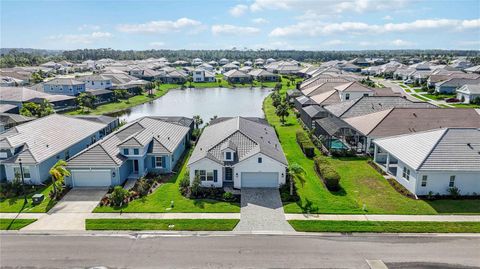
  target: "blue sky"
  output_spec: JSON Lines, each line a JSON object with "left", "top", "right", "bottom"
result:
{"left": 1, "top": 0, "right": 479, "bottom": 50}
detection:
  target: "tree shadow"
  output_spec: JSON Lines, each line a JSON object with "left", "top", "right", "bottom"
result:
{"left": 298, "top": 198, "right": 319, "bottom": 214}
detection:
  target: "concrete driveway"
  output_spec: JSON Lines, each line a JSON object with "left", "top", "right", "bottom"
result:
{"left": 234, "top": 188, "right": 294, "bottom": 233}
{"left": 22, "top": 188, "right": 107, "bottom": 231}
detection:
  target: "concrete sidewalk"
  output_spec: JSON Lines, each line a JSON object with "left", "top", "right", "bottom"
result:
{"left": 285, "top": 214, "right": 480, "bottom": 222}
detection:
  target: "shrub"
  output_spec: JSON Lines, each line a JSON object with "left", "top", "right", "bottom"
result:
{"left": 222, "top": 192, "right": 233, "bottom": 201}
{"left": 447, "top": 186, "right": 461, "bottom": 198}
{"left": 190, "top": 175, "right": 202, "bottom": 197}
{"left": 296, "top": 130, "right": 315, "bottom": 158}
{"left": 179, "top": 175, "right": 190, "bottom": 196}
{"left": 314, "top": 156, "right": 341, "bottom": 191}
{"left": 110, "top": 186, "right": 129, "bottom": 207}
{"left": 135, "top": 178, "right": 151, "bottom": 197}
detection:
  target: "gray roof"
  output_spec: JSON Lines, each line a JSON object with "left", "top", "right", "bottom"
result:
{"left": 223, "top": 70, "right": 249, "bottom": 78}
{"left": 437, "top": 78, "right": 480, "bottom": 88}
{"left": 303, "top": 105, "right": 326, "bottom": 118}
{"left": 458, "top": 84, "right": 480, "bottom": 94}
{"left": 73, "top": 115, "right": 117, "bottom": 125}
{"left": 0, "top": 113, "right": 35, "bottom": 126}
{"left": 44, "top": 78, "right": 84, "bottom": 86}
{"left": 296, "top": 95, "right": 316, "bottom": 105}
{"left": 315, "top": 117, "right": 353, "bottom": 136}
{"left": 325, "top": 96, "right": 435, "bottom": 118}
{"left": 67, "top": 116, "right": 190, "bottom": 168}
{"left": 188, "top": 117, "right": 287, "bottom": 166}
{"left": 0, "top": 86, "right": 75, "bottom": 103}
{"left": 374, "top": 128, "right": 480, "bottom": 172}
{"left": 0, "top": 114, "right": 107, "bottom": 164}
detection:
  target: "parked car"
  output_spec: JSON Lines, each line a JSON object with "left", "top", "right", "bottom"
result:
{"left": 445, "top": 97, "right": 460, "bottom": 103}
{"left": 404, "top": 79, "right": 414, "bottom": 84}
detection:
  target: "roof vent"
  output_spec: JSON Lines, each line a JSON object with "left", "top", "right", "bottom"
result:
{"left": 413, "top": 113, "right": 417, "bottom": 117}
{"left": 46, "top": 144, "right": 49, "bottom": 148}
{"left": 467, "top": 143, "right": 473, "bottom": 149}
{"left": 167, "top": 137, "right": 170, "bottom": 140}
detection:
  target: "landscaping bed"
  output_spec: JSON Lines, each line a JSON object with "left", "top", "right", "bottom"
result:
{"left": 86, "top": 219, "right": 239, "bottom": 231}
{"left": 0, "top": 218, "right": 36, "bottom": 230}
{"left": 0, "top": 182, "right": 59, "bottom": 213}
{"left": 288, "top": 220, "right": 480, "bottom": 233}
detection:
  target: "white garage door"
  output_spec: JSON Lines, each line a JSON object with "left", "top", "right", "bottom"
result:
{"left": 71, "top": 170, "right": 112, "bottom": 187}
{"left": 241, "top": 172, "right": 279, "bottom": 188}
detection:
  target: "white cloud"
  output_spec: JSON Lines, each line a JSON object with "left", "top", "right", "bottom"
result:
{"left": 211, "top": 25, "right": 260, "bottom": 35}
{"left": 323, "top": 39, "right": 348, "bottom": 46}
{"left": 382, "top": 15, "right": 393, "bottom": 20}
{"left": 47, "top": 32, "right": 112, "bottom": 44}
{"left": 229, "top": 4, "right": 248, "bottom": 17}
{"left": 269, "top": 18, "right": 480, "bottom": 37}
{"left": 358, "top": 39, "right": 415, "bottom": 48}
{"left": 117, "top": 18, "right": 202, "bottom": 33}
{"left": 78, "top": 24, "right": 100, "bottom": 31}
{"left": 252, "top": 18, "right": 269, "bottom": 24}
{"left": 149, "top": 41, "right": 165, "bottom": 48}
{"left": 390, "top": 39, "right": 414, "bottom": 47}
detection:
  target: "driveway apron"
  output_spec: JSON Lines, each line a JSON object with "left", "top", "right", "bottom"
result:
{"left": 22, "top": 188, "right": 107, "bottom": 231}
{"left": 234, "top": 188, "right": 294, "bottom": 232}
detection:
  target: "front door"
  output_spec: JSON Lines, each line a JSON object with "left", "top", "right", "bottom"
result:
{"left": 133, "top": 160, "right": 139, "bottom": 173}
{"left": 225, "top": 167, "right": 233, "bottom": 181}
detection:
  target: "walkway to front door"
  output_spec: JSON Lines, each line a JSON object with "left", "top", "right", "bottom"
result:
{"left": 234, "top": 188, "right": 294, "bottom": 232}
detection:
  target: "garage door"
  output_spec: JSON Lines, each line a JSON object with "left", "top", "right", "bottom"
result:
{"left": 241, "top": 172, "right": 279, "bottom": 188}
{"left": 71, "top": 170, "right": 112, "bottom": 187}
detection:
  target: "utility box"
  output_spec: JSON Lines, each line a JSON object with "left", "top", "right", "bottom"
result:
{"left": 32, "top": 194, "right": 44, "bottom": 205}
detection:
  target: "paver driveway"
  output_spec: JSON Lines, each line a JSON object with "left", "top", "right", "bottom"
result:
{"left": 22, "top": 188, "right": 107, "bottom": 231}
{"left": 234, "top": 188, "right": 294, "bottom": 232}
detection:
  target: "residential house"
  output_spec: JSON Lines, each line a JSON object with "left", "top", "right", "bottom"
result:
{"left": 465, "top": 65, "right": 480, "bottom": 74}
{"left": 78, "top": 75, "right": 113, "bottom": 90}
{"left": 0, "top": 86, "right": 77, "bottom": 111}
{"left": 248, "top": 69, "right": 280, "bottom": 82}
{"left": 294, "top": 95, "right": 317, "bottom": 111}
{"left": 193, "top": 68, "right": 216, "bottom": 82}
{"left": 334, "top": 81, "right": 374, "bottom": 101}
{"left": 373, "top": 128, "right": 480, "bottom": 196}
{"left": 457, "top": 84, "right": 480, "bottom": 103}
{"left": 0, "top": 114, "right": 115, "bottom": 184}
{"left": 43, "top": 78, "right": 86, "bottom": 96}
{"left": 192, "top": 58, "right": 203, "bottom": 66}
{"left": 66, "top": 116, "right": 192, "bottom": 187}
{"left": 254, "top": 58, "right": 265, "bottom": 67}
{"left": 435, "top": 78, "right": 480, "bottom": 93}
{"left": 299, "top": 105, "right": 328, "bottom": 129}
{"left": 218, "top": 58, "right": 229, "bottom": 65}
{"left": 188, "top": 117, "right": 287, "bottom": 189}
{"left": 0, "top": 113, "right": 35, "bottom": 132}
{"left": 222, "top": 63, "right": 239, "bottom": 72}
{"left": 223, "top": 70, "right": 252, "bottom": 83}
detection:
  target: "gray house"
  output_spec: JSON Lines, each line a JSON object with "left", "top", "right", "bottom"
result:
{"left": 0, "top": 114, "right": 116, "bottom": 184}
{"left": 43, "top": 78, "right": 86, "bottom": 96}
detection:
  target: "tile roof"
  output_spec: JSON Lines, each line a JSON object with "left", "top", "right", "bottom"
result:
{"left": 44, "top": 78, "right": 84, "bottom": 86}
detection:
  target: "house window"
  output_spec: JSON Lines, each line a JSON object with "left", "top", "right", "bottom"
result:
{"left": 155, "top": 156, "right": 163, "bottom": 168}
{"left": 402, "top": 167, "right": 410, "bottom": 180}
{"left": 363, "top": 93, "right": 369, "bottom": 97}
{"left": 258, "top": 157, "right": 263, "bottom": 163}
{"left": 207, "top": 171, "right": 214, "bottom": 181}
{"left": 345, "top": 93, "right": 350, "bottom": 100}
{"left": 449, "top": 176, "right": 455, "bottom": 187}
{"left": 133, "top": 148, "right": 139, "bottom": 155}
{"left": 123, "top": 148, "right": 129, "bottom": 155}
{"left": 225, "top": 152, "right": 232, "bottom": 160}
{"left": 421, "top": 175, "right": 427, "bottom": 187}
{"left": 14, "top": 166, "right": 30, "bottom": 179}
{"left": 199, "top": 170, "right": 206, "bottom": 181}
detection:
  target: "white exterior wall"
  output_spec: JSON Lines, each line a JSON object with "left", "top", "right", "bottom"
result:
{"left": 188, "top": 158, "right": 223, "bottom": 188}
{"left": 232, "top": 153, "right": 286, "bottom": 189}
{"left": 393, "top": 160, "right": 419, "bottom": 195}
{"left": 193, "top": 71, "right": 205, "bottom": 82}
{"left": 415, "top": 171, "right": 480, "bottom": 196}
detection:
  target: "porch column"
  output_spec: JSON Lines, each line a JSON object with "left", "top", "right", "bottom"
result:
{"left": 385, "top": 153, "right": 390, "bottom": 173}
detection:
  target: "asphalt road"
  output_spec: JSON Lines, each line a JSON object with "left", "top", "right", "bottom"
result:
{"left": 1, "top": 233, "right": 479, "bottom": 269}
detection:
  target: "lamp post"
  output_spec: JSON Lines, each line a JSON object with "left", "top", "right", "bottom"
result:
{"left": 18, "top": 158, "right": 27, "bottom": 204}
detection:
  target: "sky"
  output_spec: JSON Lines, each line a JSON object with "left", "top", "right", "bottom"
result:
{"left": 1, "top": 0, "right": 479, "bottom": 51}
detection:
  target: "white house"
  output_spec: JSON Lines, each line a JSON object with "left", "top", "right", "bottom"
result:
{"left": 192, "top": 68, "right": 216, "bottom": 82}
{"left": 78, "top": 75, "right": 112, "bottom": 90}
{"left": 373, "top": 128, "right": 480, "bottom": 196}
{"left": 334, "top": 81, "right": 374, "bottom": 101}
{"left": 188, "top": 117, "right": 288, "bottom": 189}
{"left": 456, "top": 84, "right": 480, "bottom": 104}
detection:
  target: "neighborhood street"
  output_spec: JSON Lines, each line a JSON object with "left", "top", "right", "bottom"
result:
{"left": 1, "top": 233, "right": 479, "bottom": 268}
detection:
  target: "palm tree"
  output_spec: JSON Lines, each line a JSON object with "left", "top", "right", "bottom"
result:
{"left": 193, "top": 115, "right": 203, "bottom": 129}
{"left": 49, "top": 160, "right": 70, "bottom": 197}
{"left": 288, "top": 163, "right": 305, "bottom": 195}
{"left": 275, "top": 100, "right": 290, "bottom": 125}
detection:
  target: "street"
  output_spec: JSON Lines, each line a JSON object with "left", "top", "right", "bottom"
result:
{"left": 1, "top": 233, "right": 479, "bottom": 268}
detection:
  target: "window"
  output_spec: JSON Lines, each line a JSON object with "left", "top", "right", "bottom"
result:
{"left": 14, "top": 166, "right": 30, "bottom": 179}
{"left": 258, "top": 157, "right": 263, "bottom": 163}
{"left": 133, "top": 148, "right": 139, "bottom": 155}
{"left": 65, "top": 150, "right": 70, "bottom": 160}
{"left": 345, "top": 93, "right": 350, "bottom": 100}
{"left": 123, "top": 148, "right": 129, "bottom": 155}
{"left": 363, "top": 93, "right": 369, "bottom": 97}
{"left": 23, "top": 167, "right": 31, "bottom": 179}
{"left": 421, "top": 175, "right": 427, "bottom": 187}
{"left": 402, "top": 167, "right": 410, "bottom": 180}
{"left": 199, "top": 170, "right": 206, "bottom": 181}
{"left": 225, "top": 152, "right": 232, "bottom": 160}
{"left": 449, "top": 176, "right": 455, "bottom": 187}
{"left": 207, "top": 171, "right": 214, "bottom": 181}
{"left": 155, "top": 156, "right": 163, "bottom": 168}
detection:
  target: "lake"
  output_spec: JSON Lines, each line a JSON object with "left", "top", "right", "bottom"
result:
{"left": 112, "top": 87, "right": 272, "bottom": 123}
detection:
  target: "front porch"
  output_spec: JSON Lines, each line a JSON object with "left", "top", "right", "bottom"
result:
{"left": 373, "top": 145, "right": 398, "bottom": 176}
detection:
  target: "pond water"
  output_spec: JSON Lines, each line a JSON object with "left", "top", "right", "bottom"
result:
{"left": 111, "top": 87, "right": 272, "bottom": 123}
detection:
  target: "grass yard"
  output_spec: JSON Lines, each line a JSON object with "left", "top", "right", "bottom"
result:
{"left": 423, "top": 93, "right": 455, "bottom": 101}
{"left": 0, "top": 184, "right": 57, "bottom": 213}
{"left": 0, "top": 218, "right": 36, "bottom": 230}
{"left": 86, "top": 219, "right": 239, "bottom": 231}
{"left": 67, "top": 84, "right": 179, "bottom": 115}
{"left": 264, "top": 84, "right": 480, "bottom": 215}
{"left": 450, "top": 103, "right": 480, "bottom": 108}
{"left": 404, "top": 89, "right": 412, "bottom": 93}
{"left": 289, "top": 220, "right": 480, "bottom": 233}
{"left": 94, "top": 150, "right": 240, "bottom": 213}
{"left": 411, "top": 94, "right": 431, "bottom": 102}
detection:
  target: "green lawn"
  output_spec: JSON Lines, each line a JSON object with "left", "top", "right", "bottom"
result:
{"left": 0, "top": 218, "right": 36, "bottom": 230}
{"left": 264, "top": 84, "right": 480, "bottom": 215}
{"left": 289, "top": 220, "right": 480, "bottom": 233}
{"left": 0, "top": 184, "right": 57, "bottom": 213}
{"left": 66, "top": 84, "right": 180, "bottom": 115}
{"left": 398, "top": 84, "right": 409, "bottom": 89}
{"left": 404, "top": 89, "right": 412, "bottom": 93}
{"left": 86, "top": 219, "right": 239, "bottom": 231}
{"left": 423, "top": 93, "right": 455, "bottom": 101}
{"left": 94, "top": 150, "right": 240, "bottom": 213}
{"left": 450, "top": 103, "right": 480, "bottom": 108}
{"left": 411, "top": 94, "right": 431, "bottom": 102}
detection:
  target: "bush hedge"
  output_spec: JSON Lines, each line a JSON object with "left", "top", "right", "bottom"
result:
{"left": 296, "top": 130, "right": 315, "bottom": 158}
{"left": 314, "top": 156, "right": 341, "bottom": 191}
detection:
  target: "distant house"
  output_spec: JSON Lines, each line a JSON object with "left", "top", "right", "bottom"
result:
{"left": 299, "top": 105, "right": 328, "bottom": 129}
{"left": 218, "top": 58, "right": 229, "bottom": 65}
{"left": 456, "top": 84, "right": 480, "bottom": 103}
{"left": 435, "top": 78, "right": 480, "bottom": 93}
{"left": 43, "top": 78, "right": 86, "bottom": 96}
{"left": 222, "top": 63, "right": 239, "bottom": 72}
{"left": 0, "top": 113, "right": 35, "bottom": 132}
{"left": 66, "top": 116, "right": 191, "bottom": 187}
{"left": 0, "top": 86, "right": 77, "bottom": 111}
{"left": 158, "top": 70, "right": 188, "bottom": 84}
{"left": 294, "top": 95, "right": 317, "bottom": 111}
{"left": 254, "top": 58, "right": 265, "bottom": 67}
{"left": 373, "top": 128, "right": 480, "bottom": 196}
{"left": 334, "top": 81, "right": 374, "bottom": 101}
{"left": 78, "top": 75, "right": 112, "bottom": 90}
{"left": 192, "top": 58, "right": 203, "bottom": 66}
{"left": 1, "top": 76, "right": 28, "bottom": 87}
{"left": 188, "top": 117, "right": 287, "bottom": 189}
{"left": 192, "top": 68, "right": 216, "bottom": 83}
{"left": 244, "top": 60, "right": 253, "bottom": 66}
{"left": 223, "top": 70, "right": 252, "bottom": 83}
{"left": 248, "top": 69, "right": 279, "bottom": 82}
{"left": 0, "top": 114, "right": 116, "bottom": 184}
{"left": 465, "top": 65, "right": 480, "bottom": 74}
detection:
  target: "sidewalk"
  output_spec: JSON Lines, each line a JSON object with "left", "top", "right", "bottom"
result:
{"left": 285, "top": 214, "right": 480, "bottom": 222}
